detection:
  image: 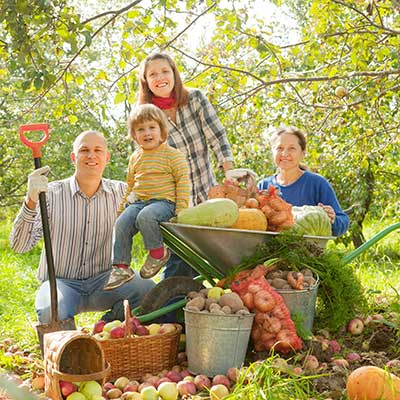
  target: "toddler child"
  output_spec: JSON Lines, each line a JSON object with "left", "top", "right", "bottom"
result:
{"left": 104, "top": 104, "right": 190, "bottom": 290}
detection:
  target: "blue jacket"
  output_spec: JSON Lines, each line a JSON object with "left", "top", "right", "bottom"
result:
{"left": 257, "top": 170, "right": 349, "bottom": 236}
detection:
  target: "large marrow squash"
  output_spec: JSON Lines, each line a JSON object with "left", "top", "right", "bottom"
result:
{"left": 177, "top": 198, "right": 239, "bottom": 228}
{"left": 231, "top": 208, "right": 268, "bottom": 231}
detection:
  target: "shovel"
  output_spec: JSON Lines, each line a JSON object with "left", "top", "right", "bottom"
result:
{"left": 19, "top": 123, "right": 76, "bottom": 357}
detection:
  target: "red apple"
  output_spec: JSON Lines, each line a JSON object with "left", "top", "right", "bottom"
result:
{"left": 92, "top": 320, "right": 106, "bottom": 334}
{"left": 347, "top": 318, "right": 364, "bottom": 335}
{"left": 212, "top": 374, "right": 231, "bottom": 388}
{"left": 176, "top": 380, "right": 196, "bottom": 396}
{"left": 110, "top": 325, "right": 126, "bottom": 339}
{"left": 59, "top": 380, "right": 77, "bottom": 397}
{"left": 226, "top": 367, "right": 239, "bottom": 382}
{"left": 165, "top": 370, "right": 182, "bottom": 383}
{"left": 328, "top": 340, "right": 341, "bottom": 353}
{"left": 135, "top": 325, "right": 149, "bottom": 336}
{"left": 155, "top": 377, "right": 172, "bottom": 389}
{"left": 124, "top": 380, "right": 140, "bottom": 392}
{"left": 193, "top": 374, "right": 211, "bottom": 391}
{"left": 303, "top": 355, "right": 319, "bottom": 370}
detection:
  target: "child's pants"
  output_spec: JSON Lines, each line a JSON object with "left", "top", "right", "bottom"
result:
{"left": 112, "top": 199, "right": 175, "bottom": 266}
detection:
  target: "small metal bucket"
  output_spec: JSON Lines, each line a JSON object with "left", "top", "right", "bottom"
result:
{"left": 276, "top": 276, "right": 319, "bottom": 332}
{"left": 184, "top": 309, "right": 254, "bottom": 376}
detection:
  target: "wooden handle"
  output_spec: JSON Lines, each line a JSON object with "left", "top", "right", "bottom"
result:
{"left": 123, "top": 299, "right": 132, "bottom": 338}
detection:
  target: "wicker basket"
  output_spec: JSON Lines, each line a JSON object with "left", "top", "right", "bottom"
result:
{"left": 99, "top": 299, "right": 182, "bottom": 381}
{"left": 43, "top": 330, "right": 110, "bottom": 400}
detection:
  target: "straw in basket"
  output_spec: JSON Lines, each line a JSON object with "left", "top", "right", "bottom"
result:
{"left": 99, "top": 299, "right": 182, "bottom": 381}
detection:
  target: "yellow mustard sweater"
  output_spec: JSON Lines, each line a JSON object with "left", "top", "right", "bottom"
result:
{"left": 119, "top": 142, "right": 190, "bottom": 214}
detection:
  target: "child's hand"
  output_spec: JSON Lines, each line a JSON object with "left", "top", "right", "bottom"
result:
{"left": 318, "top": 203, "right": 336, "bottom": 224}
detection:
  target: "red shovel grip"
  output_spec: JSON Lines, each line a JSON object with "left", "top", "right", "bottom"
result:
{"left": 19, "top": 123, "right": 50, "bottom": 158}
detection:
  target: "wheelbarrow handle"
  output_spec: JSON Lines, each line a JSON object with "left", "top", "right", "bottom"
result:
{"left": 19, "top": 123, "right": 49, "bottom": 159}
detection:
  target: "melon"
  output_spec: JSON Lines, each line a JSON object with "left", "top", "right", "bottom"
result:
{"left": 231, "top": 208, "right": 267, "bottom": 231}
{"left": 292, "top": 205, "right": 332, "bottom": 237}
{"left": 177, "top": 198, "right": 239, "bottom": 228}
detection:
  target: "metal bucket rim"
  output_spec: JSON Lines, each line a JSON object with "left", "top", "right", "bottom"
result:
{"left": 183, "top": 308, "right": 255, "bottom": 319}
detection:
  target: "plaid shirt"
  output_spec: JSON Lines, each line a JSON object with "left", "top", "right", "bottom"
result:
{"left": 166, "top": 89, "right": 233, "bottom": 205}
{"left": 10, "top": 176, "right": 126, "bottom": 281}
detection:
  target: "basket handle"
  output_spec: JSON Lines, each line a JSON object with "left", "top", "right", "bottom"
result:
{"left": 52, "top": 362, "right": 111, "bottom": 382}
{"left": 124, "top": 299, "right": 132, "bottom": 338}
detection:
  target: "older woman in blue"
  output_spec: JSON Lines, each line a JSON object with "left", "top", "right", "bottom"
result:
{"left": 257, "top": 126, "right": 349, "bottom": 236}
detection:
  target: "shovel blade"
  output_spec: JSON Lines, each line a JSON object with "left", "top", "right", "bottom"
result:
{"left": 36, "top": 318, "right": 76, "bottom": 357}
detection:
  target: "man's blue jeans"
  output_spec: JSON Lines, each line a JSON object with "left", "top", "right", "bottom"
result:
{"left": 112, "top": 199, "right": 175, "bottom": 265}
{"left": 35, "top": 270, "right": 155, "bottom": 323}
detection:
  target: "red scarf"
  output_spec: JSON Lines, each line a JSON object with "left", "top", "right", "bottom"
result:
{"left": 152, "top": 95, "right": 176, "bottom": 110}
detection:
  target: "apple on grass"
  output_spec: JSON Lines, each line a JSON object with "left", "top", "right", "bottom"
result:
{"left": 141, "top": 385, "right": 159, "bottom": 400}
{"left": 210, "top": 384, "right": 230, "bottom": 400}
{"left": 347, "top": 318, "right": 364, "bottom": 335}
{"left": 158, "top": 381, "right": 178, "bottom": 400}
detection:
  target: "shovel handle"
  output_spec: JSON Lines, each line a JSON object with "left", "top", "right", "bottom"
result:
{"left": 19, "top": 123, "right": 59, "bottom": 325}
{"left": 19, "top": 123, "right": 49, "bottom": 159}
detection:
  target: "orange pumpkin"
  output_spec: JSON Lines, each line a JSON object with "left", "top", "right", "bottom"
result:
{"left": 231, "top": 208, "right": 267, "bottom": 231}
{"left": 346, "top": 366, "right": 400, "bottom": 400}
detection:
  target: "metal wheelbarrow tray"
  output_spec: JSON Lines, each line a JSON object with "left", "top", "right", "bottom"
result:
{"left": 161, "top": 222, "right": 335, "bottom": 278}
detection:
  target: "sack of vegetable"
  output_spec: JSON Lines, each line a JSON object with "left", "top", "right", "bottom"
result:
{"left": 256, "top": 186, "right": 295, "bottom": 232}
{"left": 230, "top": 265, "right": 302, "bottom": 354}
{"left": 208, "top": 168, "right": 257, "bottom": 207}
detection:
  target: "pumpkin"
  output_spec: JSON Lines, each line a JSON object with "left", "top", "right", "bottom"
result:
{"left": 177, "top": 198, "right": 239, "bottom": 228}
{"left": 231, "top": 208, "right": 268, "bottom": 231}
{"left": 346, "top": 366, "right": 400, "bottom": 400}
{"left": 292, "top": 205, "right": 332, "bottom": 237}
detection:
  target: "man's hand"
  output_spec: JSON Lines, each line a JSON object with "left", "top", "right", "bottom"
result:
{"left": 27, "top": 166, "right": 50, "bottom": 203}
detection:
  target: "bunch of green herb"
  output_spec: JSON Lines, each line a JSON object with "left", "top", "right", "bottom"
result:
{"left": 230, "top": 232, "right": 367, "bottom": 332}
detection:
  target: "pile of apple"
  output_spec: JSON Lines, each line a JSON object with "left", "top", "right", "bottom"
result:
{"left": 92, "top": 317, "right": 177, "bottom": 340}
{"left": 59, "top": 380, "right": 104, "bottom": 400}
{"left": 99, "top": 364, "right": 239, "bottom": 400}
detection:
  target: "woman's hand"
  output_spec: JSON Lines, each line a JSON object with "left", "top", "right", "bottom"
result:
{"left": 318, "top": 203, "right": 336, "bottom": 224}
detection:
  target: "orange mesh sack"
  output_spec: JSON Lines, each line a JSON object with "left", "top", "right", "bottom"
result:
{"left": 256, "top": 186, "right": 295, "bottom": 232}
{"left": 230, "top": 265, "right": 302, "bottom": 354}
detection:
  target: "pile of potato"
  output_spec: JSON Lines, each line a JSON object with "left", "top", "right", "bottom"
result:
{"left": 185, "top": 288, "right": 251, "bottom": 315}
{"left": 266, "top": 268, "right": 317, "bottom": 291}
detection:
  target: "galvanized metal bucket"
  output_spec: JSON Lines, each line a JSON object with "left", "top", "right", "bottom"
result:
{"left": 276, "top": 276, "right": 320, "bottom": 332}
{"left": 184, "top": 309, "right": 254, "bottom": 376}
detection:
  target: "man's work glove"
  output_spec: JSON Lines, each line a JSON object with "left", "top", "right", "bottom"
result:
{"left": 27, "top": 166, "right": 50, "bottom": 203}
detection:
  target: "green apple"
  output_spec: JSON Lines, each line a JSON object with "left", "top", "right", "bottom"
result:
{"left": 79, "top": 380, "right": 102, "bottom": 398}
{"left": 158, "top": 381, "right": 178, "bottom": 400}
{"left": 93, "top": 331, "right": 110, "bottom": 341}
{"left": 141, "top": 385, "right": 159, "bottom": 400}
{"left": 207, "top": 287, "right": 225, "bottom": 300}
{"left": 147, "top": 323, "right": 161, "bottom": 335}
{"left": 103, "top": 320, "right": 122, "bottom": 333}
{"left": 66, "top": 393, "right": 86, "bottom": 400}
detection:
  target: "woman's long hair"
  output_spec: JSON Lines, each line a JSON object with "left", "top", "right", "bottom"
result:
{"left": 137, "top": 52, "right": 189, "bottom": 107}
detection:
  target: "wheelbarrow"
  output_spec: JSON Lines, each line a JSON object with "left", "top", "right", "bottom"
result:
{"left": 134, "top": 221, "right": 400, "bottom": 322}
